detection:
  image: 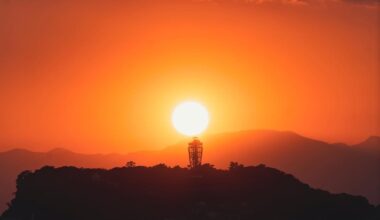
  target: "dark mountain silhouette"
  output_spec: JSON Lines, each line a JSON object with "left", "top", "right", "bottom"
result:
{"left": 128, "top": 130, "right": 380, "bottom": 205}
{"left": 0, "top": 130, "right": 379, "bottom": 214}
{"left": 1, "top": 165, "right": 379, "bottom": 220}
{"left": 352, "top": 136, "right": 380, "bottom": 156}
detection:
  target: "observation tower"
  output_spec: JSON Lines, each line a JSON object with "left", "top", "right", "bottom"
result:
{"left": 188, "top": 137, "right": 203, "bottom": 168}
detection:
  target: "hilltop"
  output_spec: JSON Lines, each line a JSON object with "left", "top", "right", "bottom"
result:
{"left": 2, "top": 164, "right": 379, "bottom": 220}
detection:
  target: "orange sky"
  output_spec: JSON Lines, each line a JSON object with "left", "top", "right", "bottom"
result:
{"left": 0, "top": 0, "right": 379, "bottom": 153}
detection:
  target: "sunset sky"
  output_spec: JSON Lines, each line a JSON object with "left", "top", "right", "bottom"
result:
{"left": 0, "top": 0, "right": 379, "bottom": 154}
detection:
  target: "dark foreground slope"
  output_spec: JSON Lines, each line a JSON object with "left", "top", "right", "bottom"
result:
{"left": 2, "top": 164, "right": 379, "bottom": 220}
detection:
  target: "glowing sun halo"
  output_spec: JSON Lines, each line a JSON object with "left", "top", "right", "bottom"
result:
{"left": 172, "top": 101, "right": 209, "bottom": 137}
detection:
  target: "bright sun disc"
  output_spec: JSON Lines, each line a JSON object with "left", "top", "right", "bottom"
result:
{"left": 172, "top": 101, "right": 209, "bottom": 137}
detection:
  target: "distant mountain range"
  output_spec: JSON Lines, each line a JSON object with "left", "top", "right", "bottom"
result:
{"left": 0, "top": 130, "right": 379, "bottom": 213}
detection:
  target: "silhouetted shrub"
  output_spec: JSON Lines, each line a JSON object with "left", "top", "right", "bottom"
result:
{"left": 229, "top": 161, "right": 244, "bottom": 170}
{"left": 125, "top": 161, "right": 136, "bottom": 168}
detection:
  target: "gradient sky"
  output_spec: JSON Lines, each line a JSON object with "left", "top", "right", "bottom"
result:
{"left": 0, "top": 0, "right": 379, "bottom": 153}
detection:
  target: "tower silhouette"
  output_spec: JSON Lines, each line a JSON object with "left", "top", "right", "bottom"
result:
{"left": 188, "top": 137, "right": 203, "bottom": 168}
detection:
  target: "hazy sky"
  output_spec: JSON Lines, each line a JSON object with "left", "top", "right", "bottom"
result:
{"left": 0, "top": 0, "right": 379, "bottom": 153}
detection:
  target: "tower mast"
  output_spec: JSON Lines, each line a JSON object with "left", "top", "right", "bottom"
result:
{"left": 188, "top": 137, "right": 203, "bottom": 168}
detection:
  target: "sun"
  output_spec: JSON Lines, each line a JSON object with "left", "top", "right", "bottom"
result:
{"left": 172, "top": 101, "right": 209, "bottom": 137}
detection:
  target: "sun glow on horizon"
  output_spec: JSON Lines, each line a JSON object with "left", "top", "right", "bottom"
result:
{"left": 172, "top": 101, "right": 209, "bottom": 137}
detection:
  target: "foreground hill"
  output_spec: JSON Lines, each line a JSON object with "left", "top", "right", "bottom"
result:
{"left": 1, "top": 165, "right": 379, "bottom": 220}
{"left": 0, "top": 130, "right": 379, "bottom": 213}
{"left": 0, "top": 148, "right": 128, "bottom": 212}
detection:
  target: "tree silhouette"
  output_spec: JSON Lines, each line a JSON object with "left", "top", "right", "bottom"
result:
{"left": 229, "top": 161, "right": 244, "bottom": 170}
{"left": 125, "top": 161, "right": 136, "bottom": 168}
